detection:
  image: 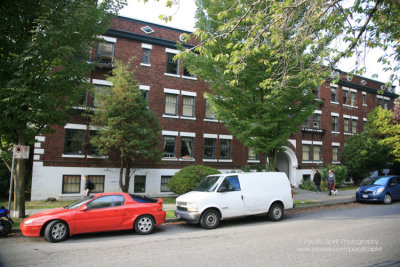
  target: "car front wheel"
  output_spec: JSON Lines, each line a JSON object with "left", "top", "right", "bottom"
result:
{"left": 134, "top": 215, "right": 156, "bottom": 235}
{"left": 44, "top": 220, "right": 69, "bottom": 243}
{"left": 200, "top": 209, "right": 220, "bottom": 229}
{"left": 383, "top": 194, "right": 392, "bottom": 205}
{"left": 0, "top": 220, "right": 11, "bottom": 237}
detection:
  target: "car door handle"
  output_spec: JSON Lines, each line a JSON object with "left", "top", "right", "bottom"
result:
{"left": 241, "top": 195, "right": 243, "bottom": 200}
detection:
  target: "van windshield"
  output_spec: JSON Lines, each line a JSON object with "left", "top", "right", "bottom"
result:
{"left": 194, "top": 176, "right": 222, "bottom": 192}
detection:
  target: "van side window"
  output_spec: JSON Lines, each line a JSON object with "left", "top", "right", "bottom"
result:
{"left": 222, "top": 176, "right": 241, "bottom": 191}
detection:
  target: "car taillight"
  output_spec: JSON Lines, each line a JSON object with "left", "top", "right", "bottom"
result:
{"left": 291, "top": 190, "right": 294, "bottom": 199}
{"left": 158, "top": 204, "right": 163, "bottom": 211}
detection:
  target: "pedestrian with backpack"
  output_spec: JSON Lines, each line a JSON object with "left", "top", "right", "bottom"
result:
{"left": 83, "top": 175, "right": 94, "bottom": 197}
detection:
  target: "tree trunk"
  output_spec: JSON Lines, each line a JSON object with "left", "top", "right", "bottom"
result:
{"left": 266, "top": 149, "right": 278, "bottom": 172}
{"left": 123, "top": 161, "right": 130, "bottom": 193}
{"left": 119, "top": 156, "right": 130, "bottom": 192}
{"left": 13, "top": 131, "right": 26, "bottom": 218}
{"left": 119, "top": 157, "right": 125, "bottom": 191}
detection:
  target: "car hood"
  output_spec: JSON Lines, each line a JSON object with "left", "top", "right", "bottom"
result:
{"left": 24, "top": 208, "right": 73, "bottom": 220}
{"left": 177, "top": 191, "right": 212, "bottom": 203}
{"left": 359, "top": 185, "right": 383, "bottom": 191}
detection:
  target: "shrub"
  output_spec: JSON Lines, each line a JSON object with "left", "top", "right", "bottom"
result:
{"left": 168, "top": 165, "right": 220, "bottom": 194}
{"left": 318, "top": 165, "right": 348, "bottom": 186}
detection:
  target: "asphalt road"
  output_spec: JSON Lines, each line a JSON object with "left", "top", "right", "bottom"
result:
{"left": 1, "top": 203, "right": 399, "bottom": 267}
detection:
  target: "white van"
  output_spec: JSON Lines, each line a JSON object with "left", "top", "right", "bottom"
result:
{"left": 174, "top": 172, "right": 293, "bottom": 229}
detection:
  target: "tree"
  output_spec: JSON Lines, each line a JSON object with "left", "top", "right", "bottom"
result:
{"left": 366, "top": 107, "right": 400, "bottom": 162}
{"left": 179, "top": 0, "right": 326, "bottom": 171}
{"left": 340, "top": 132, "right": 390, "bottom": 185}
{"left": 0, "top": 0, "right": 124, "bottom": 217}
{"left": 168, "top": 165, "right": 220, "bottom": 194}
{"left": 90, "top": 60, "right": 162, "bottom": 192}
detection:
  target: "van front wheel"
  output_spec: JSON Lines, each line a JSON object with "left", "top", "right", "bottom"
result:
{"left": 200, "top": 209, "right": 220, "bottom": 229}
{"left": 268, "top": 203, "right": 284, "bottom": 221}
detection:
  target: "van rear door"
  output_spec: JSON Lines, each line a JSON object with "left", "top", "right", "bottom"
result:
{"left": 216, "top": 176, "right": 244, "bottom": 218}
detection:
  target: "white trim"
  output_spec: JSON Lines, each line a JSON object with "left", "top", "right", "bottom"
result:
{"left": 204, "top": 119, "right": 219, "bottom": 123}
{"left": 204, "top": 134, "right": 218, "bottom": 139}
{"left": 179, "top": 158, "right": 195, "bottom": 162}
{"left": 92, "top": 79, "right": 113, "bottom": 86}
{"left": 166, "top": 48, "right": 179, "bottom": 54}
{"left": 34, "top": 149, "right": 44, "bottom": 155}
{"left": 180, "top": 132, "right": 195, "bottom": 137}
{"left": 33, "top": 155, "right": 40, "bottom": 161}
{"left": 350, "top": 89, "right": 357, "bottom": 93}
{"left": 162, "top": 157, "right": 178, "bottom": 161}
{"left": 363, "top": 118, "right": 368, "bottom": 121}
{"left": 332, "top": 142, "right": 340, "bottom": 147}
{"left": 100, "top": 36, "right": 116, "bottom": 43}
{"left": 142, "top": 43, "right": 152, "bottom": 49}
{"left": 163, "top": 115, "right": 179, "bottom": 119}
{"left": 331, "top": 101, "right": 339, "bottom": 105}
{"left": 62, "top": 154, "right": 85, "bottom": 158}
{"left": 343, "top": 115, "right": 351, "bottom": 119}
{"left": 64, "top": 123, "right": 104, "bottom": 131}
{"left": 219, "top": 135, "right": 233, "bottom": 140}
{"left": 87, "top": 155, "right": 109, "bottom": 159}
{"left": 219, "top": 159, "right": 233, "bottom": 163}
{"left": 377, "top": 95, "right": 383, "bottom": 99}
{"left": 313, "top": 141, "right": 322, "bottom": 146}
{"left": 384, "top": 96, "right": 390, "bottom": 101}
{"left": 140, "top": 63, "right": 151, "bottom": 67}
{"left": 288, "top": 139, "right": 296, "bottom": 149}
{"left": 331, "top": 112, "right": 339, "bottom": 117}
{"left": 302, "top": 140, "right": 312, "bottom": 145}
{"left": 35, "top": 136, "right": 45, "bottom": 142}
{"left": 313, "top": 110, "right": 322, "bottom": 114}
{"left": 164, "top": 88, "right": 180, "bottom": 94}
{"left": 139, "top": 85, "right": 150, "bottom": 91}
{"left": 180, "top": 116, "right": 196, "bottom": 121}
{"left": 181, "top": 90, "right": 197, "bottom": 97}
{"left": 247, "top": 160, "right": 260, "bottom": 164}
{"left": 203, "top": 159, "right": 218, "bottom": 162}
{"left": 164, "top": 73, "right": 180, "bottom": 78}
{"left": 351, "top": 116, "right": 359, "bottom": 120}
{"left": 33, "top": 162, "right": 43, "bottom": 167}
{"left": 332, "top": 131, "right": 340, "bottom": 135}
{"left": 330, "top": 83, "right": 338, "bottom": 88}
{"left": 182, "top": 76, "right": 197, "bottom": 80}
{"left": 162, "top": 130, "right": 178, "bottom": 136}
{"left": 34, "top": 142, "right": 41, "bottom": 148}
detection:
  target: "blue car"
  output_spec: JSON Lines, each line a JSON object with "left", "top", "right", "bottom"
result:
{"left": 356, "top": 175, "right": 400, "bottom": 204}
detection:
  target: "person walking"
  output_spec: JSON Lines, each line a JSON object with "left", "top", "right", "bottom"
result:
{"left": 326, "top": 169, "right": 336, "bottom": 195}
{"left": 82, "top": 175, "right": 94, "bottom": 198}
{"left": 313, "top": 169, "right": 322, "bottom": 193}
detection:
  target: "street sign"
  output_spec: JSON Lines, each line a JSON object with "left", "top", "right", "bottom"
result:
{"left": 13, "top": 145, "right": 30, "bottom": 159}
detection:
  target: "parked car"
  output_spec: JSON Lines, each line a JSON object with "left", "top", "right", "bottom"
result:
{"left": 175, "top": 172, "right": 293, "bottom": 229}
{"left": 20, "top": 193, "right": 165, "bottom": 243}
{"left": 356, "top": 175, "right": 400, "bottom": 204}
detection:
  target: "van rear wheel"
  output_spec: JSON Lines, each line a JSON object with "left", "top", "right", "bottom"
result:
{"left": 200, "top": 209, "right": 220, "bottom": 229}
{"left": 268, "top": 203, "right": 284, "bottom": 221}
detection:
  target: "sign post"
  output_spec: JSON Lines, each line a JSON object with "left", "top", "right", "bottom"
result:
{"left": 8, "top": 145, "right": 30, "bottom": 211}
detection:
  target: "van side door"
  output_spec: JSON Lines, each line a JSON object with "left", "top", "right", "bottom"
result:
{"left": 216, "top": 176, "right": 244, "bottom": 218}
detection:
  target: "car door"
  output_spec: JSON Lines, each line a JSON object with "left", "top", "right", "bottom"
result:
{"left": 388, "top": 177, "right": 400, "bottom": 199}
{"left": 74, "top": 195, "right": 125, "bottom": 234}
{"left": 216, "top": 176, "right": 244, "bottom": 218}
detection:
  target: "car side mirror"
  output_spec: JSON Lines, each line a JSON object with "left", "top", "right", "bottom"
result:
{"left": 78, "top": 204, "right": 88, "bottom": 211}
{"left": 389, "top": 183, "right": 396, "bottom": 187}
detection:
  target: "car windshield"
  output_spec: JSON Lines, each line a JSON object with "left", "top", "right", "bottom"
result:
{"left": 361, "top": 177, "right": 389, "bottom": 186}
{"left": 64, "top": 196, "right": 95, "bottom": 209}
{"left": 361, "top": 177, "right": 377, "bottom": 185}
{"left": 194, "top": 176, "right": 222, "bottom": 192}
{"left": 373, "top": 177, "right": 389, "bottom": 186}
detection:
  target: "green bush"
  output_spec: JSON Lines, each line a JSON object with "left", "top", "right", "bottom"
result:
{"left": 318, "top": 165, "right": 348, "bottom": 186}
{"left": 168, "top": 165, "right": 220, "bottom": 194}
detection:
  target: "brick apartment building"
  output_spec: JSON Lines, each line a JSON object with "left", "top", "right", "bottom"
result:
{"left": 30, "top": 16, "right": 398, "bottom": 200}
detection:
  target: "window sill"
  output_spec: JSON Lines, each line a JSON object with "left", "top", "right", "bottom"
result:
{"left": 163, "top": 114, "right": 179, "bottom": 119}
{"left": 302, "top": 161, "right": 313, "bottom": 164}
{"left": 219, "top": 159, "right": 232, "bottom": 163}
{"left": 203, "top": 159, "right": 217, "bottom": 162}
{"left": 62, "top": 154, "right": 85, "bottom": 158}
{"left": 331, "top": 131, "right": 340, "bottom": 135}
{"left": 343, "top": 104, "right": 358, "bottom": 109}
{"left": 247, "top": 160, "right": 260, "bottom": 163}
{"left": 162, "top": 157, "right": 178, "bottom": 161}
{"left": 179, "top": 158, "right": 195, "bottom": 161}
{"left": 344, "top": 132, "right": 352, "bottom": 136}
{"left": 204, "top": 119, "right": 218, "bottom": 123}
{"left": 182, "top": 76, "right": 197, "bottom": 80}
{"left": 140, "top": 63, "right": 151, "bottom": 67}
{"left": 164, "top": 73, "right": 180, "bottom": 78}
{"left": 180, "top": 116, "right": 196, "bottom": 120}
{"left": 332, "top": 161, "right": 341, "bottom": 164}
{"left": 87, "top": 155, "right": 108, "bottom": 159}
{"left": 331, "top": 101, "right": 339, "bottom": 105}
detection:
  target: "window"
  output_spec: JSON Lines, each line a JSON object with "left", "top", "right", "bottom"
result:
{"left": 64, "top": 129, "right": 85, "bottom": 155}
{"left": 343, "top": 89, "right": 349, "bottom": 105}
{"left": 183, "top": 65, "right": 194, "bottom": 77}
{"left": 331, "top": 86, "right": 337, "bottom": 102}
{"left": 205, "top": 100, "right": 216, "bottom": 120}
{"left": 377, "top": 97, "right": 383, "bottom": 107}
{"left": 351, "top": 91, "right": 357, "bottom": 106}
{"left": 163, "top": 136, "right": 176, "bottom": 158}
{"left": 344, "top": 118, "right": 350, "bottom": 133}
{"left": 362, "top": 93, "right": 366, "bottom": 106}
{"left": 87, "top": 195, "right": 124, "bottom": 210}
{"left": 182, "top": 96, "right": 195, "bottom": 117}
{"left": 142, "top": 48, "right": 151, "bottom": 65}
{"left": 134, "top": 175, "right": 146, "bottom": 193}
{"left": 88, "top": 175, "right": 105, "bottom": 193}
{"left": 332, "top": 116, "right": 338, "bottom": 132}
{"left": 164, "top": 94, "right": 177, "bottom": 115}
{"left": 384, "top": 99, "right": 389, "bottom": 110}
{"left": 332, "top": 146, "right": 339, "bottom": 162}
{"left": 302, "top": 116, "right": 311, "bottom": 128}
{"left": 352, "top": 119, "right": 358, "bottom": 134}
{"left": 166, "top": 52, "right": 179, "bottom": 75}
{"left": 160, "top": 176, "right": 172, "bottom": 192}
{"left": 220, "top": 139, "right": 231, "bottom": 159}
{"left": 314, "top": 86, "right": 320, "bottom": 99}
{"left": 204, "top": 138, "right": 216, "bottom": 159}
{"left": 313, "top": 145, "right": 322, "bottom": 161}
{"left": 96, "top": 42, "right": 114, "bottom": 65}
{"left": 248, "top": 148, "right": 258, "bottom": 160}
{"left": 89, "top": 130, "right": 100, "bottom": 156}
{"left": 313, "top": 114, "right": 321, "bottom": 129}
{"left": 302, "top": 144, "right": 311, "bottom": 161}
{"left": 181, "top": 137, "right": 194, "bottom": 159}
{"left": 141, "top": 26, "right": 154, "bottom": 34}
{"left": 220, "top": 176, "right": 241, "bottom": 191}
{"left": 62, "top": 175, "right": 80, "bottom": 194}
{"left": 92, "top": 85, "right": 110, "bottom": 108}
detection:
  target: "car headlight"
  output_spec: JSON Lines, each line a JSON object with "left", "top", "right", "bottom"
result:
{"left": 186, "top": 202, "right": 198, "bottom": 212}
{"left": 24, "top": 219, "right": 34, "bottom": 225}
{"left": 375, "top": 188, "right": 385, "bottom": 195}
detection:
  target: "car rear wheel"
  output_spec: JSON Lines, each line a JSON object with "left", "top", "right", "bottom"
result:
{"left": 383, "top": 194, "right": 392, "bottom": 205}
{"left": 0, "top": 220, "right": 11, "bottom": 237}
{"left": 200, "top": 209, "right": 220, "bottom": 229}
{"left": 268, "top": 203, "right": 284, "bottom": 221}
{"left": 44, "top": 220, "right": 69, "bottom": 243}
{"left": 134, "top": 215, "right": 156, "bottom": 235}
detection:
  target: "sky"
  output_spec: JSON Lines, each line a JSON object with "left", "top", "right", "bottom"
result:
{"left": 119, "top": 0, "right": 397, "bottom": 91}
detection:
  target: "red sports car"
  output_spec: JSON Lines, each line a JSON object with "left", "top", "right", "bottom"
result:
{"left": 20, "top": 193, "right": 166, "bottom": 243}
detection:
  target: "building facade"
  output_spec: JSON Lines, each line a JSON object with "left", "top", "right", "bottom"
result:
{"left": 30, "top": 16, "right": 398, "bottom": 200}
